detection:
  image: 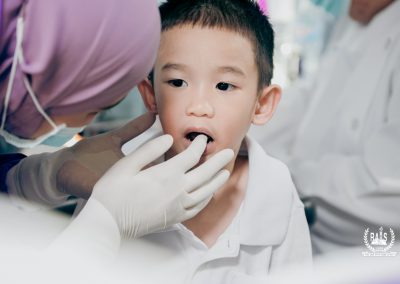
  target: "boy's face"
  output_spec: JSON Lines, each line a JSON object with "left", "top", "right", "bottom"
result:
{"left": 139, "top": 26, "right": 280, "bottom": 170}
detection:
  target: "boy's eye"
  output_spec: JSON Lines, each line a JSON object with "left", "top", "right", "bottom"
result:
{"left": 168, "top": 79, "right": 187, "bottom": 87}
{"left": 216, "top": 82, "right": 234, "bottom": 91}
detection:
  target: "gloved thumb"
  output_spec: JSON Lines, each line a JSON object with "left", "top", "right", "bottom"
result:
{"left": 110, "top": 112, "right": 156, "bottom": 145}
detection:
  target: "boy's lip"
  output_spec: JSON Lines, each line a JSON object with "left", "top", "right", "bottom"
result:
{"left": 184, "top": 127, "right": 215, "bottom": 143}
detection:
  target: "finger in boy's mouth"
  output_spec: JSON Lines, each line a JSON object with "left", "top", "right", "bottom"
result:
{"left": 185, "top": 131, "right": 214, "bottom": 143}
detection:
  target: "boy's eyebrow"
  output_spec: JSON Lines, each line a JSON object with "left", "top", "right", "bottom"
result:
{"left": 217, "top": 66, "right": 246, "bottom": 77}
{"left": 161, "top": 64, "right": 245, "bottom": 77}
{"left": 161, "top": 63, "right": 188, "bottom": 72}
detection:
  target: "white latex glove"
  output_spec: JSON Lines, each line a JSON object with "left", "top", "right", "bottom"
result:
{"left": 49, "top": 134, "right": 232, "bottom": 260}
{"left": 92, "top": 133, "right": 233, "bottom": 238}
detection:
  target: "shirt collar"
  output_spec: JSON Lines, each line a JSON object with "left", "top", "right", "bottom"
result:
{"left": 237, "top": 135, "right": 294, "bottom": 246}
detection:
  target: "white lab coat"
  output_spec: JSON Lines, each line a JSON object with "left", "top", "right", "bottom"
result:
{"left": 249, "top": 1, "right": 400, "bottom": 254}
{"left": 118, "top": 134, "right": 312, "bottom": 284}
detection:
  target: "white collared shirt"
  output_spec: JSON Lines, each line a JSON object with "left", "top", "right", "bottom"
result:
{"left": 119, "top": 134, "right": 312, "bottom": 284}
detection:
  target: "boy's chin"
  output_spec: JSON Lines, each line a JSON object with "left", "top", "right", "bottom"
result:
{"left": 196, "top": 154, "right": 210, "bottom": 167}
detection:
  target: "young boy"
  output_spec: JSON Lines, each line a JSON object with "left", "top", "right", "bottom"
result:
{"left": 121, "top": 0, "right": 312, "bottom": 282}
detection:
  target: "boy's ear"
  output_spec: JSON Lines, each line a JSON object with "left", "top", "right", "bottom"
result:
{"left": 252, "top": 84, "right": 281, "bottom": 125}
{"left": 137, "top": 78, "right": 157, "bottom": 113}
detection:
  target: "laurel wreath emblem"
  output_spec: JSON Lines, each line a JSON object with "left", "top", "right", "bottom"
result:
{"left": 363, "top": 227, "right": 395, "bottom": 253}
{"left": 383, "top": 228, "right": 395, "bottom": 252}
{"left": 364, "top": 228, "right": 375, "bottom": 252}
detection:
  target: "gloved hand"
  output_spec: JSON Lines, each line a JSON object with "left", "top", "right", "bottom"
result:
{"left": 6, "top": 112, "right": 156, "bottom": 205}
{"left": 49, "top": 134, "right": 232, "bottom": 259}
{"left": 91, "top": 134, "right": 233, "bottom": 238}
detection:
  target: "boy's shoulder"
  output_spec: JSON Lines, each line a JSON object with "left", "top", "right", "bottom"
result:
{"left": 244, "top": 134, "right": 299, "bottom": 201}
{"left": 239, "top": 135, "right": 306, "bottom": 246}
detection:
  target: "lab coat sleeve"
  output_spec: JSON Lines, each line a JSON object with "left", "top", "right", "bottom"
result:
{"left": 269, "top": 195, "right": 313, "bottom": 273}
{"left": 292, "top": 60, "right": 400, "bottom": 247}
{"left": 47, "top": 197, "right": 121, "bottom": 262}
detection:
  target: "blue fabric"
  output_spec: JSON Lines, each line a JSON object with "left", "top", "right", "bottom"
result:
{"left": 0, "top": 0, "right": 3, "bottom": 40}
{"left": 0, "top": 153, "right": 26, "bottom": 193}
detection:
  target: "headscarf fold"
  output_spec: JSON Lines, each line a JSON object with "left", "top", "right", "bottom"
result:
{"left": 0, "top": 0, "right": 160, "bottom": 138}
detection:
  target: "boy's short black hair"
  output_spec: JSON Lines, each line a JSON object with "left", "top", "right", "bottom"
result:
{"left": 158, "top": 0, "right": 275, "bottom": 89}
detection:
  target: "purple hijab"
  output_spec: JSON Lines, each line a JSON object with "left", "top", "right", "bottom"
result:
{"left": 0, "top": 0, "right": 160, "bottom": 138}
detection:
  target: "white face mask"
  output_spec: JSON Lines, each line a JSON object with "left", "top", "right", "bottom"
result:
{"left": 0, "top": 15, "right": 85, "bottom": 148}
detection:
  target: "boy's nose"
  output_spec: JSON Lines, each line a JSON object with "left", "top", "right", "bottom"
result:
{"left": 186, "top": 99, "right": 214, "bottom": 118}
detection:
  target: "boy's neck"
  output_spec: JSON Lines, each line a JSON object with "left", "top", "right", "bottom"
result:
{"left": 182, "top": 155, "right": 249, "bottom": 248}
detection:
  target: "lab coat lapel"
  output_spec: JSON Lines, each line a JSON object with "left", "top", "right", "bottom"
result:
{"left": 291, "top": 18, "right": 359, "bottom": 159}
{"left": 336, "top": 4, "right": 400, "bottom": 150}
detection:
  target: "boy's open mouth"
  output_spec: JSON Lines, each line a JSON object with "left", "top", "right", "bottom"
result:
{"left": 185, "top": 132, "right": 214, "bottom": 144}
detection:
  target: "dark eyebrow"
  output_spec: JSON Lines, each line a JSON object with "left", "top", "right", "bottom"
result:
{"left": 161, "top": 63, "right": 188, "bottom": 72}
{"left": 217, "top": 66, "right": 246, "bottom": 77}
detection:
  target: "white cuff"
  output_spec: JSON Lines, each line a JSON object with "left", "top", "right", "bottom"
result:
{"left": 48, "top": 197, "right": 121, "bottom": 262}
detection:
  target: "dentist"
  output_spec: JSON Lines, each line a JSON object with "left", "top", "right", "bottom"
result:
{"left": 0, "top": 0, "right": 232, "bottom": 257}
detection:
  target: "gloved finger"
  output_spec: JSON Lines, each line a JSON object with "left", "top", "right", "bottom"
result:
{"left": 162, "top": 135, "right": 207, "bottom": 171}
{"left": 184, "top": 196, "right": 213, "bottom": 220}
{"left": 184, "top": 149, "right": 233, "bottom": 192}
{"left": 112, "top": 134, "right": 173, "bottom": 173}
{"left": 110, "top": 112, "right": 156, "bottom": 145}
{"left": 183, "top": 169, "right": 230, "bottom": 209}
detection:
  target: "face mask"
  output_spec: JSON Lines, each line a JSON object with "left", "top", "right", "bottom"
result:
{"left": 0, "top": 15, "right": 85, "bottom": 148}
{"left": 0, "top": 123, "right": 83, "bottom": 148}
{"left": 310, "top": 0, "right": 349, "bottom": 17}
{"left": 41, "top": 126, "right": 84, "bottom": 147}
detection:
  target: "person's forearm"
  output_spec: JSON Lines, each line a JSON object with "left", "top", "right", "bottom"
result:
{"left": 6, "top": 152, "right": 69, "bottom": 207}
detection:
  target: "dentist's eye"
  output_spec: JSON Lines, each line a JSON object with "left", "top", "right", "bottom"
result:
{"left": 168, "top": 79, "right": 187, "bottom": 87}
{"left": 216, "top": 82, "right": 234, "bottom": 91}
